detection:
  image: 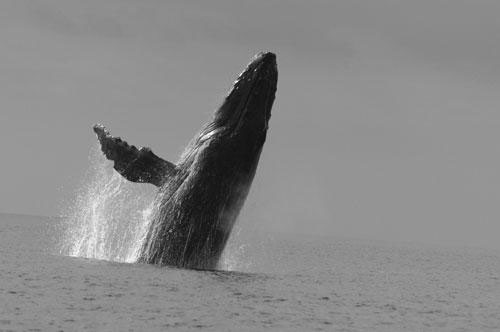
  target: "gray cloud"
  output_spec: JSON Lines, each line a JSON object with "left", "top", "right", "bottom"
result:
{"left": 1, "top": 0, "right": 500, "bottom": 250}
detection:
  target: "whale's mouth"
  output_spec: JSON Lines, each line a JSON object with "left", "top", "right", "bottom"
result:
{"left": 211, "top": 52, "right": 278, "bottom": 135}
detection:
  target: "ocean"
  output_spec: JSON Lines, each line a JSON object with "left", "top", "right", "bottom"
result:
{"left": 1, "top": 212, "right": 499, "bottom": 331}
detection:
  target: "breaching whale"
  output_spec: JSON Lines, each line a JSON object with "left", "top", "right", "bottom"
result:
{"left": 93, "top": 52, "right": 277, "bottom": 269}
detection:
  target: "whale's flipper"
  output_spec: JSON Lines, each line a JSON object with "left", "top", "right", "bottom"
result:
{"left": 93, "top": 124, "right": 176, "bottom": 187}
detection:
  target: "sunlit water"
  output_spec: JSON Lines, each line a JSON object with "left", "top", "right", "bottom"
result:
{"left": 1, "top": 149, "right": 500, "bottom": 330}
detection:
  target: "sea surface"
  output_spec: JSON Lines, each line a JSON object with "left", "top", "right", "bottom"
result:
{"left": 1, "top": 213, "right": 500, "bottom": 331}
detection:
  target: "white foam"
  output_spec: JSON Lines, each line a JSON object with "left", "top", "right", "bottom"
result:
{"left": 60, "top": 145, "right": 156, "bottom": 263}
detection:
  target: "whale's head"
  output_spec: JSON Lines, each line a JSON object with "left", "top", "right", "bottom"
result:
{"left": 212, "top": 51, "right": 277, "bottom": 138}
{"left": 180, "top": 52, "right": 278, "bottom": 166}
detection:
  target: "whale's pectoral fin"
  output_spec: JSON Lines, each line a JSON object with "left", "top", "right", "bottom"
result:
{"left": 93, "top": 124, "right": 177, "bottom": 187}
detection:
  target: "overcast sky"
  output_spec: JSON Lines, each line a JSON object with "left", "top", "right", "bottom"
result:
{"left": 2, "top": 0, "right": 500, "bottom": 249}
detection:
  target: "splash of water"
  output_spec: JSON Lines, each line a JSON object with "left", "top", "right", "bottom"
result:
{"left": 60, "top": 145, "right": 253, "bottom": 270}
{"left": 220, "top": 225, "right": 251, "bottom": 271}
{"left": 60, "top": 145, "right": 156, "bottom": 263}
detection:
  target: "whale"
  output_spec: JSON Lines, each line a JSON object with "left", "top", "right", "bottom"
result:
{"left": 93, "top": 52, "right": 277, "bottom": 269}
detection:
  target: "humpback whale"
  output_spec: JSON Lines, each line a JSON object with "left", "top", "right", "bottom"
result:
{"left": 93, "top": 52, "right": 277, "bottom": 269}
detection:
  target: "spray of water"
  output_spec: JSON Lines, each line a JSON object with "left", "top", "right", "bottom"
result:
{"left": 60, "top": 145, "right": 156, "bottom": 263}
{"left": 219, "top": 226, "right": 244, "bottom": 270}
{"left": 59, "top": 144, "right": 253, "bottom": 270}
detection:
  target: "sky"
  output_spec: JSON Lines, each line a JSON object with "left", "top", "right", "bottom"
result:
{"left": 2, "top": 0, "right": 500, "bottom": 249}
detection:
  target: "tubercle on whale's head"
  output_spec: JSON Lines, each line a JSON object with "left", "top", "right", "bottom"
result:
{"left": 209, "top": 51, "right": 278, "bottom": 140}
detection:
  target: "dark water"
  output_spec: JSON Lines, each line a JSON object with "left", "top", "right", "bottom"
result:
{"left": 1, "top": 213, "right": 500, "bottom": 331}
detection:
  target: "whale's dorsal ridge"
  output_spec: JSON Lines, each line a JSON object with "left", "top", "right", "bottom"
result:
{"left": 93, "top": 124, "right": 176, "bottom": 187}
